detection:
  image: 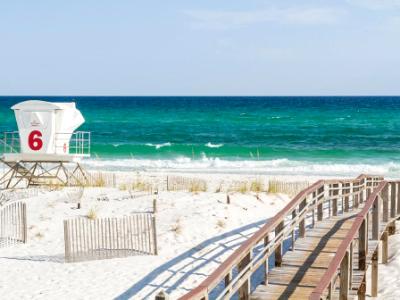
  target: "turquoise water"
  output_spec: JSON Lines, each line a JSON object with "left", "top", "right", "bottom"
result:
{"left": 1, "top": 96, "right": 400, "bottom": 176}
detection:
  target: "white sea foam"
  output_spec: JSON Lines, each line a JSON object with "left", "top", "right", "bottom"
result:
{"left": 205, "top": 142, "right": 224, "bottom": 148}
{"left": 82, "top": 156, "right": 400, "bottom": 178}
{"left": 145, "top": 142, "right": 172, "bottom": 149}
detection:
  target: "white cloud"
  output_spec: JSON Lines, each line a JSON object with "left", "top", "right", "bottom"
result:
{"left": 184, "top": 7, "right": 345, "bottom": 30}
{"left": 346, "top": 0, "right": 400, "bottom": 10}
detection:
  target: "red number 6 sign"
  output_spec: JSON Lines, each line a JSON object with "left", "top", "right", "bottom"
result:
{"left": 28, "top": 130, "right": 43, "bottom": 151}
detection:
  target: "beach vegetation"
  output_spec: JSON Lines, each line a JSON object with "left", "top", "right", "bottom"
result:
{"left": 170, "top": 219, "right": 182, "bottom": 235}
{"left": 189, "top": 180, "right": 207, "bottom": 193}
{"left": 86, "top": 208, "right": 97, "bottom": 220}
{"left": 35, "top": 232, "right": 44, "bottom": 239}
{"left": 217, "top": 219, "right": 226, "bottom": 229}
{"left": 250, "top": 179, "right": 264, "bottom": 192}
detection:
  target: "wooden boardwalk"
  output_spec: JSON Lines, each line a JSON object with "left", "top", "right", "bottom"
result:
{"left": 251, "top": 207, "right": 389, "bottom": 300}
{"left": 179, "top": 175, "right": 400, "bottom": 300}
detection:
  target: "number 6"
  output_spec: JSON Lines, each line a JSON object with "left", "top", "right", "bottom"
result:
{"left": 28, "top": 130, "right": 43, "bottom": 151}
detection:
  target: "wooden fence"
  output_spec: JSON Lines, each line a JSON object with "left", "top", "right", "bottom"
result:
{"left": 166, "top": 175, "right": 207, "bottom": 192}
{"left": 0, "top": 201, "right": 27, "bottom": 248}
{"left": 267, "top": 179, "right": 310, "bottom": 196}
{"left": 64, "top": 213, "right": 157, "bottom": 263}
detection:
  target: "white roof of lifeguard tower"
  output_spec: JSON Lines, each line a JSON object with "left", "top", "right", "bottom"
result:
{"left": 2, "top": 100, "right": 89, "bottom": 163}
{"left": 12, "top": 100, "right": 79, "bottom": 111}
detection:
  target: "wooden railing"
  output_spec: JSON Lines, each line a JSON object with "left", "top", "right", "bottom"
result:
{"left": 178, "top": 174, "right": 382, "bottom": 300}
{"left": 310, "top": 179, "right": 399, "bottom": 299}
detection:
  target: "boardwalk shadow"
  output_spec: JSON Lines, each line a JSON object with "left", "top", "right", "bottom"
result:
{"left": 114, "top": 219, "right": 267, "bottom": 300}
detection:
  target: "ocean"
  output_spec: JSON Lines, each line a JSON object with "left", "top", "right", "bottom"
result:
{"left": 1, "top": 96, "right": 400, "bottom": 177}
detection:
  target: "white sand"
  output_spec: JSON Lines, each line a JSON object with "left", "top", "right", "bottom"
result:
{"left": 2, "top": 171, "right": 400, "bottom": 300}
{"left": 0, "top": 172, "right": 291, "bottom": 300}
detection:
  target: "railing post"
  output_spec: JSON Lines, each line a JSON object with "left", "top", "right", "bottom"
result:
{"left": 317, "top": 188, "right": 323, "bottom": 222}
{"left": 339, "top": 182, "right": 344, "bottom": 214}
{"left": 371, "top": 249, "right": 379, "bottom": 297}
{"left": 358, "top": 275, "right": 366, "bottom": 300}
{"left": 358, "top": 218, "right": 367, "bottom": 271}
{"left": 275, "top": 221, "right": 284, "bottom": 267}
{"left": 349, "top": 242, "right": 353, "bottom": 288}
{"left": 397, "top": 182, "right": 400, "bottom": 215}
{"left": 382, "top": 230, "right": 389, "bottom": 264}
{"left": 340, "top": 250, "right": 350, "bottom": 300}
{"left": 382, "top": 184, "right": 389, "bottom": 223}
{"left": 332, "top": 183, "right": 338, "bottom": 216}
{"left": 224, "top": 270, "right": 232, "bottom": 296}
{"left": 238, "top": 252, "right": 252, "bottom": 300}
{"left": 359, "top": 179, "right": 365, "bottom": 204}
{"left": 372, "top": 196, "right": 380, "bottom": 240}
{"left": 354, "top": 182, "right": 359, "bottom": 208}
{"left": 311, "top": 192, "right": 315, "bottom": 227}
{"left": 299, "top": 198, "right": 307, "bottom": 238}
{"left": 263, "top": 235, "right": 269, "bottom": 284}
{"left": 391, "top": 182, "right": 396, "bottom": 219}
{"left": 344, "top": 182, "right": 350, "bottom": 212}
{"left": 291, "top": 210, "right": 296, "bottom": 250}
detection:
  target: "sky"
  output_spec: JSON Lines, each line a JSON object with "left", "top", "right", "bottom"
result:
{"left": 0, "top": 0, "right": 400, "bottom": 96}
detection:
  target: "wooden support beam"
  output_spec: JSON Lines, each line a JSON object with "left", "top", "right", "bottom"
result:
{"left": 397, "top": 182, "right": 400, "bottom": 215}
{"left": 358, "top": 275, "right": 366, "bottom": 300}
{"left": 224, "top": 270, "right": 232, "bottom": 296}
{"left": 388, "top": 220, "right": 396, "bottom": 235}
{"left": 275, "top": 221, "right": 284, "bottom": 267}
{"left": 349, "top": 242, "right": 353, "bottom": 288}
{"left": 382, "top": 231, "right": 389, "bottom": 264}
{"left": 291, "top": 210, "right": 296, "bottom": 250}
{"left": 238, "top": 252, "right": 251, "bottom": 300}
{"left": 317, "top": 202, "right": 323, "bottom": 221}
{"left": 264, "top": 235, "right": 269, "bottom": 284}
{"left": 358, "top": 218, "right": 367, "bottom": 271}
{"left": 372, "top": 196, "right": 380, "bottom": 240}
{"left": 299, "top": 198, "right": 307, "bottom": 237}
{"left": 391, "top": 182, "right": 396, "bottom": 219}
{"left": 382, "top": 184, "right": 389, "bottom": 222}
{"left": 339, "top": 250, "right": 350, "bottom": 300}
{"left": 371, "top": 250, "right": 379, "bottom": 297}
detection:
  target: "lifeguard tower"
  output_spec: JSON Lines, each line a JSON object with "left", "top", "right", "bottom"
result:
{"left": 0, "top": 100, "right": 90, "bottom": 189}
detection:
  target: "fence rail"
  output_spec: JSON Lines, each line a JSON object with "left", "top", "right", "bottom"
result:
{"left": 179, "top": 174, "right": 382, "bottom": 300}
{"left": 64, "top": 213, "right": 157, "bottom": 263}
{"left": 0, "top": 201, "right": 27, "bottom": 248}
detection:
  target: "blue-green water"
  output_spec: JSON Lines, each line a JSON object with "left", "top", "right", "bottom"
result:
{"left": 1, "top": 96, "right": 400, "bottom": 176}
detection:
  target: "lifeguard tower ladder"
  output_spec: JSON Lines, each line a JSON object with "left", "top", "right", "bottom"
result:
{"left": 0, "top": 100, "right": 90, "bottom": 189}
